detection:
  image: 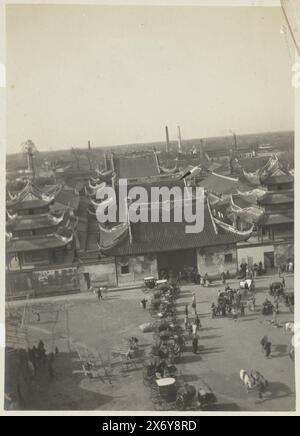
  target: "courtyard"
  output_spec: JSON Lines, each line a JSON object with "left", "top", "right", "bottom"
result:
{"left": 7, "top": 273, "right": 295, "bottom": 412}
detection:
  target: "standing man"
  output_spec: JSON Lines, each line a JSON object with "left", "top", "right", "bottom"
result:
{"left": 272, "top": 306, "right": 279, "bottom": 326}
{"left": 141, "top": 298, "right": 148, "bottom": 310}
{"left": 265, "top": 341, "right": 272, "bottom": 358}
{"left": 221, "top": 272, "right": 226, "bottom": 285}
{"left": 195, "top": 313, "right": 202, "bottom": 329}
{"left": 97, "top": 288, "right": 103, "bottom": 301}
{"left": 252, "top": 295, "right": 256, "bottom": 312}
{"left": 184, "top": 315, "right": 189, "bottom": 332}
{"left": 192, "top": 322, "right": 198, "bottom": 336}
{"left": 192, "top": 335, "right": 199, "bottom": 354}
{"left": 191, "top": 294, "right": 197, "bottom": 314}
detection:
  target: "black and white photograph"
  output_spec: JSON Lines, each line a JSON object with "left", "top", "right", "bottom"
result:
{"left": 1, "top": 0, "right": 299, "bottom": 415}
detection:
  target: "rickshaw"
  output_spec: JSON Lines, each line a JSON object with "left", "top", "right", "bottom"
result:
{"left": 144, "top": 277, "right": 157, "bottom": 290}
{"left": 261, "top": 300, "right": 274, "bottom": 315}
{"left": 149, "top": 375, "right": 217, "bottom": 411}
{"left": 240, "top": 278, "right": 254, "bottom": 291}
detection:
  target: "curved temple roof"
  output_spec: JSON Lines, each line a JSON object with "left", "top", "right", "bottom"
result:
{"left": 6, "top": 232, "right": 74, "bottom": 253}
{"left": 97, "top": 200, "right": 251, "bottom": 256}
{"left": 6, "top": 211, "right": 65, "bottom": 232}
{"left": 7, "top": 181, "right": 62, "bottom": 210}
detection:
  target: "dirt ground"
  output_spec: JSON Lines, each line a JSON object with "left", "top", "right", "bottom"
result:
{"left": 7, "top": 273, "right": 295, "bottom": 412}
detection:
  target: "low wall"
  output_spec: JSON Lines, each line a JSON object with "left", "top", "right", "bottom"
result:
{"left": 79, "top": 258, "right": 117, "bottom": 290}
{"left": 117, "top": 255, "right": 158, "bottom": 286}
{"left": 274, "top": 242, "right": 294, "bottom": 267}
{"left": 237, "top": 244, "right": 275, "bottom": 269}
{"left": 197, "top": 246, "right": 238, "bottom": 280}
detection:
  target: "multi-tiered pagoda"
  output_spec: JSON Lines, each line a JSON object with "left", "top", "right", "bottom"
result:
{"left": 6, "top": 181, "right": 79, "bottom": 297}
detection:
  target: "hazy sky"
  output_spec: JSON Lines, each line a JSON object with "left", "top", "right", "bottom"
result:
{"left": 6, "top": 5, "right": 295, "bottom": 153}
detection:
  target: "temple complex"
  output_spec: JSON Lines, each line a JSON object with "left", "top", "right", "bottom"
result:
{"left": 5, "top": 138, "right": 294, "bottom": 298}
{"left": 75, "top": 149, "right": 253, "bottom": 290}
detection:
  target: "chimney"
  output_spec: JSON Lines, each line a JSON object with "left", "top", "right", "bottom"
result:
{"left": 88, "top": 140, "right": 91, "bottom": 151}
{"left": 104, "top": 152, "right": 108, "bottom": 171}
{"left": 165, "top": 126, "right": 170, "bottom": 154}
{"left": 177, "top": 126, "right": 182, "bottom": 154}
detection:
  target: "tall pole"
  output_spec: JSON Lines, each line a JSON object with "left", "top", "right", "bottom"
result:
{"left": 177, "top": 126, "right": 182, "bottom": 154}
{"left": 104, "top": 153, "right": 108, "bottom": 171}
{"left": 165, "top": 126, "right": 170, "bottom": 154}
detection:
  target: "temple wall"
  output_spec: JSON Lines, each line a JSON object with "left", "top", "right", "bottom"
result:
{"left": 6, "top": 265, "right": 81, "bottom": 299}
{"left": 79, "top": 259, "right": 117, "bottom": 290}
{"left": 237, "top": 245, "right": 274, "bottom": 268}
{"left": 274, "top": 243, "right": 294, "bottom": 267}
{"left": 117, "top": 255, "right": 158, "bottom": 286}
{"left": 197, "top": 246, "right": 238, "bottom": 279}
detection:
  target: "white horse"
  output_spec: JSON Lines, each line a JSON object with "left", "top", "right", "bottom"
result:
{"left": 285, "top": 322, "right": 295, "bottom": 335}
{"left": 240, "top": 370, "right": 255, "bottom": 392}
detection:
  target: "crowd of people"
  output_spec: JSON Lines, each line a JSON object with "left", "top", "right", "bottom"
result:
{"left": 27, "top": 340, "right": 59, "bottom": 381}
{"left": 210, "top": 286, "right": 249, "bottom": 320}
{"left": 159, "top": 268, "right": 211, "bottom": 287}
{"left": 240, "top": 262, "right": 265, "bottom": 278}
{"left": 278, "top": 261, "right": 294, "bottom": 275}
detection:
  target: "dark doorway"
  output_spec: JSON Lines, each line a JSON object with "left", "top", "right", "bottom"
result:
{"left": 264, "top": 251, "right": 275, "bottom": 269}
{"left": 157, "top": 249, "right": 197, "bottom": 281}
{"left": 83, "top": 273, "right": 91, "bottom": 290}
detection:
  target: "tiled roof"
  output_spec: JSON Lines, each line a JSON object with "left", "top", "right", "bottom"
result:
{"left": 7, "top": 214, "right": 61, "bottom": 231}
{"left": 257, "top": 214, "right": 294, "bottom": 226}
{"left": 198, "top": 173, "right": 248, "bottom": 195}
{"left": 100, "top": 203, "right": 248, "bottom": 257}
{"left": 236, "top": 157, "right": 270, "bottom": 173}
{"left": 6, "top": 234, "right": 72, "bottom": 253}
{"left": 6, "top": 181, "right": 59, "bottom": 211}
{"left": 258, "top": 193, "right": 294, "bottom": 205}
{"left": 232, "top": 195, "right": 253, "bottom": 209}
{"left": 125, "top": 177, "right": 186, "bottom": 194}
{"left": 262, "top": 175, "right": 294, "bottom": 185}
{"left": 9, "top": 199, "right": 51, "bottom": 211}
{"left": 114, "top": 153, "right": 160, "bottom": 179}
{"left": 51, "top": 187, "right": 80, "bottom": 211}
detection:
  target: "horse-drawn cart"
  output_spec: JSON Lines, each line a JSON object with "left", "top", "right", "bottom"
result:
{"left": 143, "top": 362, "right": 217, "bottom": 411}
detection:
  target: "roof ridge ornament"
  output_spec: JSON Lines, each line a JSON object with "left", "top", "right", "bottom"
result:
{"left": 214, "top": 217, "right": 254, "bottom": 237}
{"left": 207, "top": 198, "right": 219, "bottom": 235}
